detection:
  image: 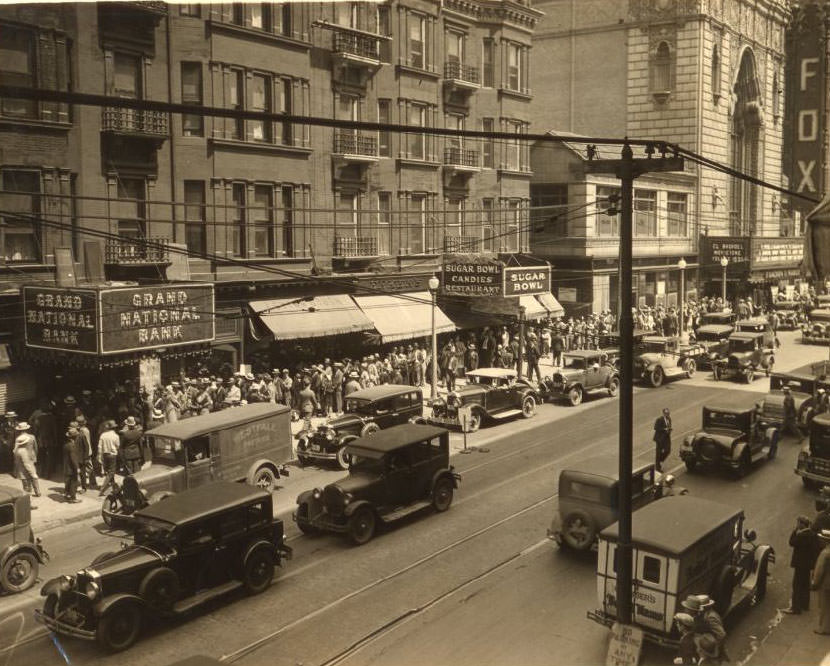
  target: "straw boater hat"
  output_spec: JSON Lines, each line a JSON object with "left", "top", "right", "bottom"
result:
{"left": 15, "top": 422, "right": 30, "bottom": 431}
{"left": 681, "top": 594, "right": 715, "bottom": 612}
{"left": 819, "top": 529, "right": 830, "bottom": 542}
{"left": 124, "top": 416, "right": 137, "bottom": 428}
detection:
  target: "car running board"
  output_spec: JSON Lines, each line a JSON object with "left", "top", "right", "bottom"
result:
{"left": 172, "top": 580, "right": 243, "bottom": 614}
{"left": 379, "top": 500, "right": 433, "bottom": 523}
{"left": 751, "top": 447, "right": 771, "bottom": 462}
{"left": 489, "top": 409, "right": 523, "bottom": 419}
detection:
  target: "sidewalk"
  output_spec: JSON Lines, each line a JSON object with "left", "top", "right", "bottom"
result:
{"left": 741, "top": 608, "right": 830, "bottom": 666}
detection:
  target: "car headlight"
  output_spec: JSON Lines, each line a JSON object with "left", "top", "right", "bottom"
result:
{"left": 344, "top": 492, "right": 353, "bottom": 505}
{"left": 85, "top": 581, "right": 101, "bottom": 600}
{"left": 59, "top": 575, "right": 74, "bottom": 592}
{"left": 682, "top": 435, "right": 692, "bottom": 448}
{"left": 325, "top": 430, "right": 335, "bottom": 440}
{"left": 312, "top": 488, "right": 322, "bottom": 500}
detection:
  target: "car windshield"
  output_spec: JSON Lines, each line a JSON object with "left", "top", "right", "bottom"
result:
{"left": 466, "top": 374, "right": 491, "bottom": 386}
{"left": 737, "top": 323, "right": 763, "bottom": 333}
{"left": 348, "top": 453, "right": 385, "bottom": 474}
{"left": 562, "top": 355, "right": 587, "bottom": 370}
{"left": 701, "top": 313, "right": 730, "bottom": 324}
{"left": 696, "top": 330, "right": 725, "bottom": 342}
{"left": 133, "top": 516, "right": 176, "bottom": 545}
{"left": 729, "top": 339, "right": 756, "bottom": 352}
{"left": 147, "top": 436, "right": 182, "bottom": 466}
{"left": 639, "top": 341, "right": 666, "bottom": 354}
{"left": 345, "top": 398, "right": 373, "bottom": 415}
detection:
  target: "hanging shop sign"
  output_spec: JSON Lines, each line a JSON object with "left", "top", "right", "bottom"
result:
{"left": 442, "top": 259, "right": 504, "bottom": 297}
{"left": 503, "top": 265, "right": 552, "bottom": 297}
{"left": 701, "top": 237, "right": 750, "bottom": 268}
{"left": 24, "top": 283, "right": 215, "bottom": 355}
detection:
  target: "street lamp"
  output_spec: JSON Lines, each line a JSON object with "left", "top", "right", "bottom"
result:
{"left": 428, "top": 275, "right": 440, "bottom": 402}
{"left": 720, "top": 257, "right": 729, "bottom": 310}
{"left": 677, "top": 258, "right": 687, "bottom": 342}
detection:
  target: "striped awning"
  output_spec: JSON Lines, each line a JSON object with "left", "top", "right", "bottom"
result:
{"left": 249, "top": 294, "right": 374, "bottom": 340}
{"left": 353, "top": 292, "right": 456, "bottom": 342}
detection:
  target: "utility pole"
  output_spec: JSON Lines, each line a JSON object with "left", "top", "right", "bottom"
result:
{"left": 585, "top": 141, "right": 683, "bottom": 626}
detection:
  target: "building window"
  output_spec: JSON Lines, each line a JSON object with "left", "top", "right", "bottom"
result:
{"left": 180, "top": 4, "right": 201, "bottom": 17}
{"left": 113, "top": 53, "right": 141, "bottom": 98}
{"left": 281, "top": 185, "right": 294, "bottom": 256}
{"left": 482, "top": 38, "right": 495, "bottom": 87}
{"left": 482, "top": 199, "right": 494, "bottom": 251}
{"left": 504, "top": 120, "right": 524, "bottom": 171}
{"left": 115, "top": 178, "right": 147, "bottom": 248}
{"left": 505, "top": 200, "right": 521, "bottom": 252}
{"left": 447, "top": 114, "right": 463, "bottom": 155}
{"left": 250, "top": 73, "right": 271, "bottom": 142}
{"left": 377, "top": 5, "right": 391, "bottom": 62}
{"left": 0, "top": 25, "right": 36, "bottom": 118}
{"left": 531, "top": 184, "right": 569, "bottom": 236}
{"left": 651, "top": 41, "right": 673, "bottom": 95}
{"left": 252, "top": 184, "right": 274, "bottom": 257}
{"left": 184, "top": 181, "right": 206, "bottom": 256}
{"left": 181, "top": 62, "right": 203, "bottom": 136}
{"left": 410, "top": 194, "right": 426, "bottom": 254}
{"left": 231, "top": 183, "right": 246, "bottom": 257}
{"left": 228, "top": 69, "right": 244, "bottom": 140}
{"left": 378, "top": 99, "right": 391, "bottom": 157}
{"left": 276, "top": 3, "right": 292, "bottom": 37}
{"left": 506, "top": 43, "right": 522, "bottom": 91}
{"left": 596, "top": 186, "right": 620, "bottom": 237}
{"left": 711, "top": 45, "right": 721, "bottom": 103}
{"left": 667, "top": 192, "right": 687, "bottom": 236}
{"left": 445, "top": 199, "right": 463, "bottom": 242}
{"left": 634, "top": 189, "right": 657, "bottom": 237}
{"left": 247, "top": 4, "right": 272, "bottom": 31}
{"left": 0, "top": 170, "right": 40, "bottom": 263}
{"left": 408, "top": 103, "right": 427, "bottom": 160}
{"left": 377, "top": 191, "right": 391, "bottom": 255}
{"left": 278, "top": 77, "right": 292, "bottom": 145}
{"left": 482, "top": 118, "right": 494, "bottom": 168}
{"left": 409, "top": 14, "right": 426, "bottom": 69}
{"left": 446, "top": 31, "right": 463, "bottom": 67}
{"left": 336, "top": 2, "right": 358, "bottom": 28}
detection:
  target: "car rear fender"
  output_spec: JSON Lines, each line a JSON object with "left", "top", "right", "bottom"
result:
{"left": 246, "top": 459, "right": 280, "bottom": 482}
{"left": 1, "top": 542, "right": 47, "bottom": 567}
{"left": 344, "top": 499, "right": 374, "bottom": 519}
{"left": 94, "top": 593, "right": 145, "bottom": 618}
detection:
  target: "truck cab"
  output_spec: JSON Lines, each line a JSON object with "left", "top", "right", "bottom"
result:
{"left": 796, "top": 413, "right": 830, "bottom": 490}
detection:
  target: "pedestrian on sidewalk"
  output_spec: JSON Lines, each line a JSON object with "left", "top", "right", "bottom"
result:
{"left": 12, "top": 422, "right": 40, "bottom": 497}
{"left": 63, "top": 426, "right": 81, "bottom": 503}
{"left": 119, "top": 416, "right": 143, "bottom": 475}
{"left": 653, "top": 407, "right": 673, "bottom": 472}
{"left": 784, "top": 515, "right": 818, "bottom": 614}
{"left": 812, "top": 529, "right": 830, "bottom": 634}
{"left": 76, "top": 415, "right": 98, "bottom": 492}
{"left": 97, "top": 420, "right": 119, "bottom": 497}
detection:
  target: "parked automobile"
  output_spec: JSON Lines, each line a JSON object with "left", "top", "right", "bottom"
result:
{"left": 546, "top": 456, "right": 685, "bottom": 551}
{"left": 796, "top": 413, "right": 830, "bottom": 489}
{"left": 762, "top": 372, "right": 827, "bottom": 435}
{"left": 294, "top": 423, "right": 460, "bottom": 545}
{"left": 540, "top": 350, "right": 620, "bottom": 406}
{"left": 102, "top": 404, "right": 293, "bottom": 527}
{"left": 802, "top": 308, "right": 830, "bottom": 344}
{"left": 633, "top": 336, "right": 704, "bottom": 387}
{"left": 589, "top": 496, "right": 774, "bottom": 646}
{"left": 0, "top": 485, "right": 48, "bottom": 593}
{"left": 695, "top": 311, "right": 737, "bottom": 332}
{"left": 734, "top": 317, "right": 776, "bottom": 348}
{"left": 36, "top": 482, "right": 291, "bottom": 652}
{"left": 772, "top": 300, "right": 802, "bottom": 330}
{"left": 711, "top": 332, "right": 775, "bottom": 382}
{"left": 692, "top": 324, "right": 733, "bottom": 366}
{"left": 680, "top": 405, "right": 776, "bottom": 477}
{"left": 599, "top": 329, "right": 653, "bottom": 367}
{"left": 296, "top": 385, "right": 422, "bottom": 469}
{"left": 425, "top": 368, "right": 539, "bottom": 432}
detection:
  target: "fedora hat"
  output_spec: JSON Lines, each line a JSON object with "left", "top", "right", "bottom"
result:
{"left": 681, "top": 594, "right": 715, "bottom": 612}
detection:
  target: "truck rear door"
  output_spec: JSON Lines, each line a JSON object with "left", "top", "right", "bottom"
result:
{"left": 633, "top": 548, "right": 671, "bottom": 634}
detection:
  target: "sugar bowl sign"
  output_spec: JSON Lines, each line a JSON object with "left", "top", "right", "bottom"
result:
{"left": 24, "top": 284, "right": 215, "bottom": 355}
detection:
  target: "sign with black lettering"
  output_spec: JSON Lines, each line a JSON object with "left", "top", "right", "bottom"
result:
{"left": 503, "top": 265, "right": 552, "bottom": 297}
{"left": 442, "top": 260, "right": 504, "bottom": 297}
{"left": 606, "top": 622, "right": 643, "bottom": 666}
{"left": 24, "top": 287, "right": 99, "bottom": 353}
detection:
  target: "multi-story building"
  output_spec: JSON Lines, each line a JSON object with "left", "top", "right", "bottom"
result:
{"left": 0, "top": 1, "right": 545, "bottom": 407}
{"left": 529, "top": 0, "right": 794, "bottom": 314}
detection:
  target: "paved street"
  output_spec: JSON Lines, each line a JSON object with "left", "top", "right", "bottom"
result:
{"left": 1, "top": 331, "right": 829, "bottom": 666}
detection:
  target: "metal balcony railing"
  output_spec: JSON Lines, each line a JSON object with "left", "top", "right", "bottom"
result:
{"left": 444, "top": 61, "right": 480, "bottom": 84}
{"left": 125, "top": 0, "right": 168, "bottom": 14}
{"left": 443, "top": 236, "right": 481, "bottom": 253}
{"left": 444, "top": 147, "right": 479, "bottom": 167}
{"left": 334, "top": 236, "right": 378, "bottom": 257}
{"left": 333, "top": 32, "right": 380, "bottom": 60}
{"left": 105, "top": 237, "right": 170, "bottom": 264}
{"left": 333, "top": 130, "right": 377, "bottom": 156}
{"left": 101, "top": 108, "right": 168, "bottom": 136}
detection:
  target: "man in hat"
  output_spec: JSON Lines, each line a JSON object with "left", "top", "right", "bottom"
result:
{"left": 681, "top": 594, "right": 726, "bottom": 662}
{"left": 784, "top": 515, "right": 819, "bottom": 614}
{"left": 119, "top": 416, "right": 143, "bottom": 474}
{"left": 28, "top": 398, "right": 57, "bottom": 480}
{"left": 332, "top": 363, "right": 345, "bottom": 414}
{"left": 817, "top": 388, "right": 830, "bottom": 417}
{"left": 653, "top": 407, "right": 673, "bottom": 472}
{"left": 63, "top": 426, "right": 81, "bottom": 503}
{"left": 782, "top": 385, "right": 799, "bottom": 438}
{"left": 97, "top": 419, "right": 120, "bottom": 496}
{"left": 13, "top": 422, "right": 40, "bottom": 497}
{"left": 76, "top": 414, "right": 97, "bottom": 492}
{"left": 344, "top": 371, "right": 361, "bottom": 397}
{"left": 672, "top": 613, "right": 702, "bottom": 665}
{"left": 812, "top": 529, "right": 830, "bottom": 634}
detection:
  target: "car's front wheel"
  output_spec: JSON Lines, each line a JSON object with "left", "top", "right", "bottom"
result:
{"left": 243, "top": 548, "right": 275, "bottom": 595}
{"left": 466, "top": 410, "right": 482, "bottom": 432}
{"left": 336, "top": 446, "right": 352, "bottom": 471}
{"left": 650, "top": 366, "right": 664, "bottom": 388}
{"left": 743, "top": 367, "right": 755, "bottom": 384}
{"left": 684, "top": 358, "right": 697, "bottom": 378}
{"left": 432, "top": 477, "right": 454, "bottom": 512}
{"left": 101, "top": 495, "right": 119, "bottom": 528}
{"left": 521, "top": 395, "right": 536, "bottom": 418}
{"left": 607, "top": 377, "right": 620, "bottom": 397}
{"left": 96, "top": 602, "right": 142, "bottom": 652}
{"left": 568, "top": 386, "right": 583, "bottom": 407}
{"left": 684, "top": 458, "right": 697, "bottom": 473}
{"left": 0, "top": 551, "right": 39, "bottom": 593}
{"left": 349, "top": 508, "right": 376, "bottom": 546}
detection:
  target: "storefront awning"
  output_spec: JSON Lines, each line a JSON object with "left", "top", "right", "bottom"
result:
{"left": 519, "top": 295, "right": 548, "bottom": 320}
{"left": 249, "top": 295, "right": 374, "bottom": 340}
{"left": 536, "top": 292, "right": 564, "bottom": 317}
{"left": 353, "top": 292, "right": 456, "bottom": 343}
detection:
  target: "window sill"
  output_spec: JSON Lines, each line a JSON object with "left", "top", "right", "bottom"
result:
{"left": 396, "top": 64, "right": 441, "bottom": 79}
{"left": 208, "top": 138, "right": 312, "bottom": 156}
{"left": 498, "top": 87, "right": 533, "bottom": 101}
{"left": 397, "top": 158, "right": 441, "bottom": 169}
{"left": 498, "top": 168, "right": 533, "bottom": 178}
{"left": 207, "top": 20, "right": 310, "bottom": 49}
{"left": 652, "top": 91, "right": 672, "bottom": 104}
{"left": 0, "top": 262, "right": 51, "bottom": 271}
{"left": 0, "top": 116, "right": 72, "bottom": 131}
{"left": 232, "top": 256, "right": 313, "bottom": 266}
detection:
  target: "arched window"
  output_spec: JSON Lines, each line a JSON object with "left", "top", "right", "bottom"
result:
{"left": 652, "top": 42, "right": 672, "bottom": 92}
{"left": 712, "top": 45, "right": 721, "bottom": 102}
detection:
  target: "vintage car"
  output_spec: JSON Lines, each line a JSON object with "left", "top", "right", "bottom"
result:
{"left": 36, "top": 483, "right": 291, "bottom": 652}
{"left": 802, "top": 308, "right": 830, "bottom": 344}
{"left": 425, "top": 368, "right": 539, "bottom": 432}
{"left": 589, "top": 496, "right": 774, "bottom": 646}
{"left": 692, "top": 324, "right": 733, "bottom": 365}
{"left": 546, "top": 456, "right": 685, "bottom": 551}
{"left": 762, "top": 372, "right": 827, "bottom": 436}
{"left": 796, "top": 413, "right": 830, "bottom": 489}
{"left": 695, "top": 310, "right": 737, "bottom": 332}
{"left": 540, "top": 350, "right": 620, "bottom": 406}
{"left": 734, "top": 317, "right": 776, "bottom": 348}
{"left": 633, "top": 336, "right": 705, "bottom": 387}
{"left": 772, "top": 300, "right": 802, "bottom": 330}
{"left": 296, "top": 385, "right": 422, "bottom": 469}
{"left": 102, "top": 404, "right": 293, "bottom": 527}
{"left": 680, "top": 405, "right": 776, "bottom": 477}
{"left": 295, "top": 423, "right": 460, "bottom": 545}
{"left": 0, "top": 485, "right": 48, "bottom": 593}
{"left": 711, "top": 332, "right": 775, "bottom": 383}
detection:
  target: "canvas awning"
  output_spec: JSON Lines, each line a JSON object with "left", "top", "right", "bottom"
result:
{"left": 249, "top": 294, "right": 374, "bottom": 340}
{"left": 353, "top": 291, "right": 456, "bottom": 342}
{"left": 536, "top": 291, "right": 564, "bottom": 317}
{"left": 519, "top": 295, "right": 548, "bottom": 320}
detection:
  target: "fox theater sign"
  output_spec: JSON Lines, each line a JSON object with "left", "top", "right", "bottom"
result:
{"left": 24, "top": 283, "right": 215, "bottom": 355}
